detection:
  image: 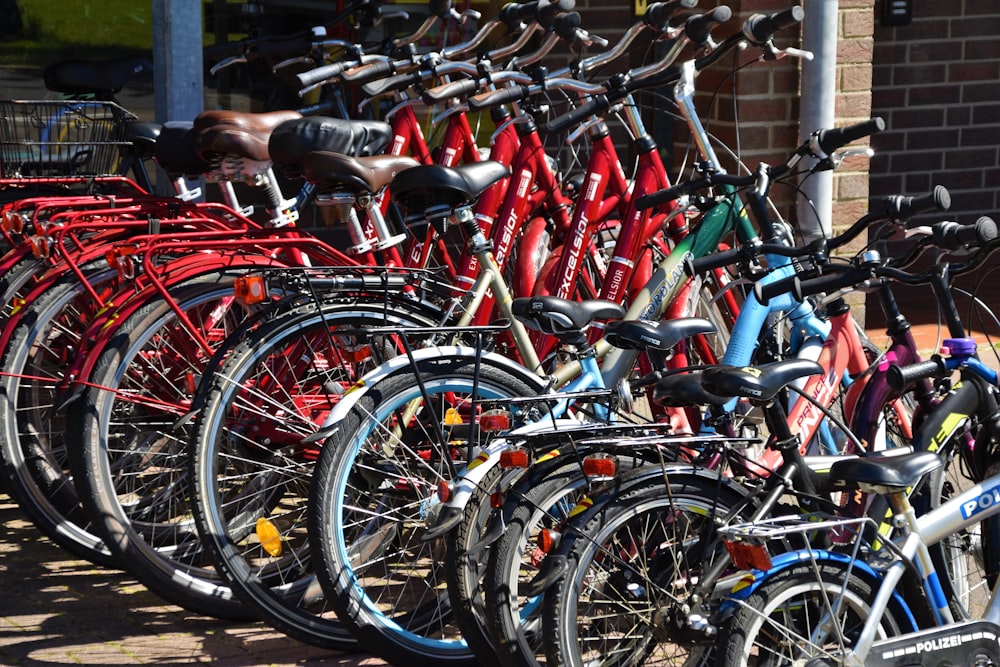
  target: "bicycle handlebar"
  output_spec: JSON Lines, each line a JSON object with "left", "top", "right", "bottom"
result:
{"left": 742, "top": 6, "right": 804, "bottom": 44}
{"left": 809, "top": 117, "right": 885, "bottom": 158}
{"left": 644, "top": 0, "right": 698, "bottom": 29}
{"left": 756, "top": 215, "right": 998, "bottom": 304}
{"left": 684, "top": 6, "right": 733, "bottom": 45}
{"left": 874, "top": 184, "right": 952, "bottom": 220}
{"left": 885, "top": 358, "right": 948, "bottom": 392}
{"left": 933, "top": 217, "right": 998, "bottom": 250}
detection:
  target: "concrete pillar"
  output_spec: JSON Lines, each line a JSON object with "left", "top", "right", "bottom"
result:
{"left": 797, "top": 0, "right": 839, "bottom": 242}
{"left": 152, "top": 0, "right": 204, "bottom": 194}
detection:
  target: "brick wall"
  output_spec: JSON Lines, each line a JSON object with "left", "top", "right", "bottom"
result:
{"left": 870, "top": 2, "right": 1000, "bottom": 223}
{"left": 671, "top": 0, "right": 875, "bottom": 242}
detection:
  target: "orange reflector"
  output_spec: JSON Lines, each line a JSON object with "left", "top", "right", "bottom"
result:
{"left": 479, "top": 409, "right": 511, "bottom": 432}
{"left": 723, "top": 539, "right": 772, "bottom": 571}
{"left": 538, "top": 528, "right": 561, "bottom": 554}
{"left": 255, "top": 517, "right": 283, "bottom": 557}
{"left": 443, "top": 407, "right": 464, "bottom": 426}
{"left": 437, "top": 480, "right": 453, "bottom": 503}
{"left": 582, "top": 454, "right": 617, "bottom": 480}
{"left": 1, "top": 210, "right": 26, "bottom": 234}
{"left": 234, "top": 275, "right": 268, "bottom": 305}
{"left": 30, "top": 235, "right": 51, "bottom": 259}
{"left": 499, "top": 447, "right": 529, "bottom": 469}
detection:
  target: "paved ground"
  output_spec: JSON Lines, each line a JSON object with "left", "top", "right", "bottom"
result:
{"left": 0, "top": 493, "right": 388, "bottom": 667}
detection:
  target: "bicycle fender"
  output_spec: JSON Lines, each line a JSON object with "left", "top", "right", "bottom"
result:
{"left": 303, "top": 346, "right": 547, "bottom": 444}
{"left": 718, "top": 549, "right": 916, "bottom": 629}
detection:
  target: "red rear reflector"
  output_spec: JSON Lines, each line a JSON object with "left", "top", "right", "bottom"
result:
{"left": 437, "top": 480, "right": 453, "bottom": 503}
{"left": 234, "top": 275, "right": 268, "bottom": 305}
{"left": 1, "top": 210, "right": 26, "bottom": 234}
{"left": 582, "top": 453, "right": 617, "bottom": 479}
{"left": 499, "top": 448, "right": 529, "bottom": 469}
{"left": 724, "top": 539, "right": 772, "bottom": 571}
{"left": 479, "top": 409, "right": 511, "bottom": 432}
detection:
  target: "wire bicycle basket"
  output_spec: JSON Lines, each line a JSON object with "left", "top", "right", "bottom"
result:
{"left": 0, "top": 100, "right": 136, "bottom": 179}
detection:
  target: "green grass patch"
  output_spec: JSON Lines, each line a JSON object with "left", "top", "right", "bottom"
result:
{"left": 1, "top": 0, "right": 154, "bottom": 65}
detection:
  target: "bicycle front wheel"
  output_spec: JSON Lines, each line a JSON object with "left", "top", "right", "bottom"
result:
{"left": 717, "top": 562, "right": 913, "bottom": 666}
{"left": 309, "top": 355, "right": 545, "bottom": 667}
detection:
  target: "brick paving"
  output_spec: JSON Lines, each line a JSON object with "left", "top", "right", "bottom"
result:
{"left": 0, "top": 494, "right": 388, "bottom": 667}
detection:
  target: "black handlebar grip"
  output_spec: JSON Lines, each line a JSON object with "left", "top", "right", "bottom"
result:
{"left": 635, "top": 177, "right": 711, "bottom": 210}
{"left": 742, "top": 6, "right": 805, "bottom": 44}
{"left": 538, "top": 0, "right": 576, "bottom": 28}
{"left": 793, "top": 268, "right": 870, "bottom": 301}
{"left": 971, "top": 216, "right": 999, "bottom": 244}
{"left": 885, "top": 185, "right": 951, "bottom": 220}
{"left": 935, "top": 216, "right": 999, "bottom": 250}
{"left": 885, "top": 359, "right": 947, "bottom": 393}
{"left": 468, "top": 84, "right": 532, "bottom": 111}
{"left": 545, "top": 94, "right": 609, "bottom": 134}
{"left": 499, "top": 1, "right": 540, "bottom": 25}
{"left": 685, "top": 6, "right": 733, "bottom": 46}
{"left": 297, "top": 62, "right": 349, "bottom": 88}
{"left": 550, "top": 11, "right": 582, "bottom": 38}
{"left": 361, "top": 71, "right": 417, "bottom": 98}
{"left": 341, "top": 59, "right": 395, "bottom": 83}
{"left": 754, "top": 273, "right": 800, "bottom": 306}
{"left": 644, "top": 0, "right": 698, "bottom": 29}
{"left": 422, "top": 77, "right": 481, "bottom": 104}
{"left": 815, "top": 117, "right": 885, "bottom": 156}
{"left": 429, "top": 0, "right": 453, "bottom": 19}
{"left": 685, "top": 246, "right": 743, "bottom": 275}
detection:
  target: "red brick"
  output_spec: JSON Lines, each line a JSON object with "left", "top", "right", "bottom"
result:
{"left": 893, "top": 64, "right": 946, "bottom": 86}
{"left": 838, "top": 37, "right": 875, "bottom": 63}
{"left": 961, "top": 126, "right": 1000, "bottom": 147}
{"left": 965, "top": 39, "right": 1000, "bottom": 60}
{"left": 904, "top": 173, "right": 932, "bottom": 193}
{"left": 947, "top": 61, "right": 1000, "bottom": 83}
{"left": 944, "top": 148, "right": 999, "bottom": 170}
{"left": 737, "top": 97, "right": 791, "bottom": 121}
{"left": 889, "top": 107, "right": 944, "bottom": 129}
{"left": 841, "top": 64, "right": 873, "bottom": 91}
{"left": 905, "top": 129, "right": 961, "bottom": 151}
{"left": 889, "top": 150, "right": 942, "bottom": 173}
{"left": 872, "top": 87, "right": 905, "bottom": 109}
{"left": 909, "top": 85, "right": 959, "bottom": 106}
{"left": 870, "top": 131, "right": 904, "bottom": 152}
{"left": 835, "top": 92, "right": 873, "bottom": 119}
{"left": 870, "top": 173, "right": 904, "bottom": 197}
{"left": 938, "top": 169, "right": 986, "bottom": 191}
{"left": 836, "top": 172, "right": 871, "bottom": 199}
{"left": 972, "top": 104, "right": 1000, "bottom": 124}
{"left": 951, "top": 16, "right": 1000, "bottom": 38}
{"left": 947, "top": 106, "right": 972, "bottom": 126}
{"left": 961, "top": 82, "right": 1000, "bottom": 104}
{"left": 842, "top": 9, "right": 875, "bottom": 38}
{"left": 907, "top": 41, "right": 963, "bottom": 63}
{"left": 873, "top": 42, "right": 907, "bottom": 63}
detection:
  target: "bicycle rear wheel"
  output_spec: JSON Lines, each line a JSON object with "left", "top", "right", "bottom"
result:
{"left": 68, "top": 272, "right": 268, "bottom": 619}
{"left": 192, "top": 299, "right": 442, "bottom": 649}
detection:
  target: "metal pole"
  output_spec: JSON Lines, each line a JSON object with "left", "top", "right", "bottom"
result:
{"left": 153, "top": 0, "right": 204, "bottom": 195}
{"left": 797, "top": 0, "right": 838, "bottom": 242}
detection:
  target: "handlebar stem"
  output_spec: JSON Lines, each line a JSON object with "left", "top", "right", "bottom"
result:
{"left": 674, "top": 60, "right": 724, "bottom": 173}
